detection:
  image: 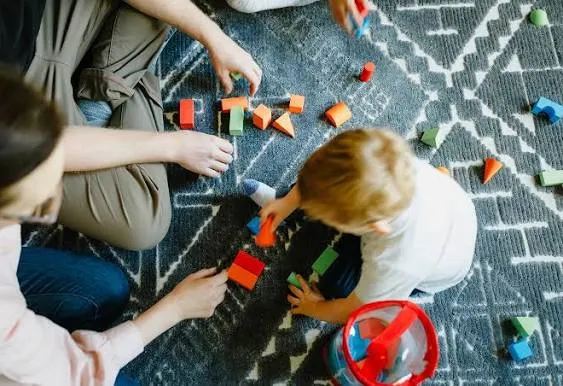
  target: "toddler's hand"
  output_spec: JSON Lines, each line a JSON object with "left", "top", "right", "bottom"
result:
{"left": 328, "top": 0, "right": 363, "bottom": 35}
{"left": 260, "top": 197, "right": 294, "bottom": 230}
{"left": 287, "top": 275, "right": 325, "bottom": 317}
{"left": 207, "top": 33, "right": 262, "bottom": 96}
{"left": 167, "top": 267, "right": 228, "bottom": 320}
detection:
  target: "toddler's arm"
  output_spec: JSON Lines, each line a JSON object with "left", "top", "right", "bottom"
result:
{"left": 288, "top": 275, "right": 363, "bottom": 323}
{"left": 260, "top": 185, "right": 301, "bottom": 230}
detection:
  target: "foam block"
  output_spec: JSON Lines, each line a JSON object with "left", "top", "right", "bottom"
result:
{"left": 287, "top": 272, "right": 302, "bottom": 289}
{"left": 532, "top": 97, "right": 562, "bottom": 123}
{"left": 421, "top": 128, "right": 443, "bottom": 148}
{"left": 228, "top": 264, "right": 258, "bottom": 290}
{"left": 272, "top": 113, "right": 295, "bottom": 138}
{"left": 233, "top": 250, "right": 266, "bottom": 277}
{"left": 511, "top": 317, "right": 540, "bottom": 337}
{"left": 229, "top": 106, "right": 244, "bottom": 136}
{"left": 252, "top": 104, "right": 271, "bottom": 130}
{"left": 359, "top": 62, "right": 375, "bottom": 82}
{"left": 247, "top": 216, "right": 261, "bottom": 235}
{"left": 289, "top": 95, "right": 305, "bottom": 114}
{"left": 508, "top": 339, "right": 533, "bottom": 361}
{"left": 436, "top": 166, "right": 450, "bottom": 175}
{"left": 483, "top": 158, "right": 503, "bottom": 184}
{"left": 325, "top": 102, "right": 352, "bottom": 127}
{"left": 221, "top": 96, "right": 249, "bottom": 113}
{"left": 256, "top": 216, "right": 276, "bottom": 248}
{"left": 355, "top": 0, "right": 368, "bottom": 17}
{"left": 312, "top": 247, "right": 339, "bottom": 276}
{"left": 538, "top": 170, "right": 563, "bottom": 186}
{"left": 179, "top": 99, "right": 195, "bottom": 129}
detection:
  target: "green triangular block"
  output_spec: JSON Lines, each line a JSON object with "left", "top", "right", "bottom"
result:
{"left": 421, "top": 128, "right": 443, "bottom": 148}
{"left": 511, "top": 316, "right": 539, "bottom": 337}
{"left": 312, "top": 247, "right": 339, "bottom": 276}
{"left": 287, "top": 272, "right": 302, "bottom": 289}
{"left": 230, "top": 71, "right": 243, "bottom": 81}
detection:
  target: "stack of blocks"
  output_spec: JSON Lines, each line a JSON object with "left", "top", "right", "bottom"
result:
{"left": 227, "top": 250, "right": 266, "bottom": 291}
{"left": 287, "top": 246, "right": 339, "bottom": 289}
{"left": 506, "top": 316, "right": 539, "bottom": 361}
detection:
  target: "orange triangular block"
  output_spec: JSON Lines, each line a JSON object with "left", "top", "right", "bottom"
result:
{"left": 483, "top": 158, "right": 503, "bottom": 184}
{"left": 272, "top": 113, "right": 295, "bottom": 138}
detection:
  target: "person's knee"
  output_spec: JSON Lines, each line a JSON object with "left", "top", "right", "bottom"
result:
{"left": 95, "top": 263, "right": 130, "bottom": 322}
{"left": 115, "top": 195, "right": 172, "bottom": 251}
{"left": 225, "top": 0, "right": 263, "bottom": 13}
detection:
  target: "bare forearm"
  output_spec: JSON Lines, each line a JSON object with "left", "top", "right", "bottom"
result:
{"left": 62, "top": 126, "right": 175, "bottom": 172}
{"left": 125, "top": 0, "right": 225, "bottom": 46}
{"left": 309, "top": 295, "right": 362, "bottom": 324}
{"left": 132, "top": 296, "right": 180, "bottom": 345}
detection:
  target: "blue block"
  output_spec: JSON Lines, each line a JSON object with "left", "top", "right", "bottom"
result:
{"left": 532, "top": 97, "right": 563, "bottom": 123}
{"left": 508, "top": 339, "right": 533, "bottom": 361}
{"left": 349, "top": 14, "right": 371, "bottom": 39}
{"left": 348, "top": 325, "right": 370, "bottom": 361}
{"left": 247, "top": 216, "right": 261, "bottom": 235}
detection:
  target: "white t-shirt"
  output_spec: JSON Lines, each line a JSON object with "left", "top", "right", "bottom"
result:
{"left": 354, "top": 160, "right": 477, "bottom": 303}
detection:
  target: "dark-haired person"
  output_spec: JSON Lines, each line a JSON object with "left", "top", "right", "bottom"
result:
{"left": 0, "top": 70, "right": 228, "bottom": 385}
{"left": 0, "top": 0, "right": 262, "bottom": 250}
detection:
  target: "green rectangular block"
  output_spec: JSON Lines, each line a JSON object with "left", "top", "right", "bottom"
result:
{"left": 538, "top": 170, "right": 563, "bottom": 186}
{"left": 229, "top": 106, "right": 244, "bottom": 136}
{"left": 511, "top": 316, "right": 539, "bottom": 337}
{"left": 287, "top": 272, "right": 302, "bottom": 289}
{"left": 312, "top": 247, "right": 339, "bottom": 276}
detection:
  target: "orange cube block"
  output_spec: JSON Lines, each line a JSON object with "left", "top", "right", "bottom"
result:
{"left": 253, "top": 104, "right": 271, "bottom": 130}
{"left": 221, "top": 96, "right": 249, "bottom": 113}
{"left": 228, "top": 264, "right": 259, "bottom": 290}
{"left": 272, "top": 113, "right": 295, "bottom": 138}
{"left": 179, "top": 99, "right": 195, "bottom": 129}
{"left": 289, "top": 95, "right": 305, "bottom": 114}
{"left": 325, "top": 102, "right": 352, "bottom": 127}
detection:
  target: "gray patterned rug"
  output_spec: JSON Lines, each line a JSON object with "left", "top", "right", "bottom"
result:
{"left": 27, "top": 0, "right": 563, "bottom": 384}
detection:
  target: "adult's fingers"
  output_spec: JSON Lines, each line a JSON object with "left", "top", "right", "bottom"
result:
{"left": 210, "top": 161, "right": 229, "bottom": 173}
{"left": 203, "top": 168, "right": 221, "bottom": 178}
{"left": 218, "top": 71, "right": 234, "bottom": 95}
{"left": 188, "top": 267, "right": 217, "bottom": 280}
{"left": 213, "top": 136, "right": 234, "bottom": 154}
{"left": 211, "top": 270, "right": 229, "bottom": 285}
{"left": 214, "top": 150, "right": 234, "bottom": 164}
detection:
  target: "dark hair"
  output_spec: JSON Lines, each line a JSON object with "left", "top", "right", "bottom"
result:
{"left": 0, "top": 68, "right": 64, "bottom": 207}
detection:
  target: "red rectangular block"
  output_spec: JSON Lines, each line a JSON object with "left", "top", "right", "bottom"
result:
{"left": 234, "top": 250, "right": 265, "bottom": 277}
{"left": 179, "top": 99, "right": 194, "bottom": 129}
{"left": 228, "top": 264, "right": 258, "bottom": 290}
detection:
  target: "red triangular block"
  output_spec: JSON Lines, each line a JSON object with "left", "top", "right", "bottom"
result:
{"left": 483, "top": 158, "right": 503, "bottom": 184}
{"left": 272, "top": 113, "right": 295, "bottom": 138}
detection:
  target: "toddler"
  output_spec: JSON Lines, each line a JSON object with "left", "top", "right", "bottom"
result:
{"left": 261, "top": 129, "right": 477, "bottom": 323}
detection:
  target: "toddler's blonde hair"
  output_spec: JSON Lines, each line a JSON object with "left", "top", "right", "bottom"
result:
{"left": 297, "top": 129, "right": 415, "bottom": 227}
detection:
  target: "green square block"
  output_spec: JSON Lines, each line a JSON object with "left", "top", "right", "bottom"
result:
{"left": 287, "top": 272, "right": 302, "bottom": 289}
{"left": 538, "top": 170, "right": 563, "bottom": 186}
{"left": 312, "top": 247, "right": 339, "bottom": 276}
{"left": 229, "top": 106, "right": 244, "bottom": 136}
{"left": 511, "top": 316, "right": 539, "bottom": 337}
{"left": 230, "top": 71, "right": 242, "bottom": 81}
{"left": 421, "top": 128, "right": 443, "bottom": 148}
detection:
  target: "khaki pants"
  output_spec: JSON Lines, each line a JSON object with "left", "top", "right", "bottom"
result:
{"left": 25, "top": 0, "right": 172, "bottom": 250}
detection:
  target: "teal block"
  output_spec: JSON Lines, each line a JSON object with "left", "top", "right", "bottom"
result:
{"left": 312, "top": 247, "right": 339, "bottom": 276}
{"left": 421, "top": 128, "right": 443, "bottom": 148}
{"left": 508, "top": 339, "right": 533, "bottom": 361}
{"left": 511, "top": 317, "right": 539, "bottom": 337}
{"left": 538, "top": 170, "right": 563, "bottom": 186}
{"left": 229, "top": 106, "right": 244, "bottom": 136}
{"left": 247, "top": 216, "right": 261, "bottom": 235}
{"left": 287, "top": 272, "right": 302, "bottom": 289}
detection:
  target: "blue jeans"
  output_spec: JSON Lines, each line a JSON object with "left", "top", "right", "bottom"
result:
{"left": 17, "top": 247, "right": 138, "bottom": 386}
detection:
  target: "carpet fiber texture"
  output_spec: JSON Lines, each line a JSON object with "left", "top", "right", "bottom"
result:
{"left": 27, "top": 0, "right": 563, "bottom": 384}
